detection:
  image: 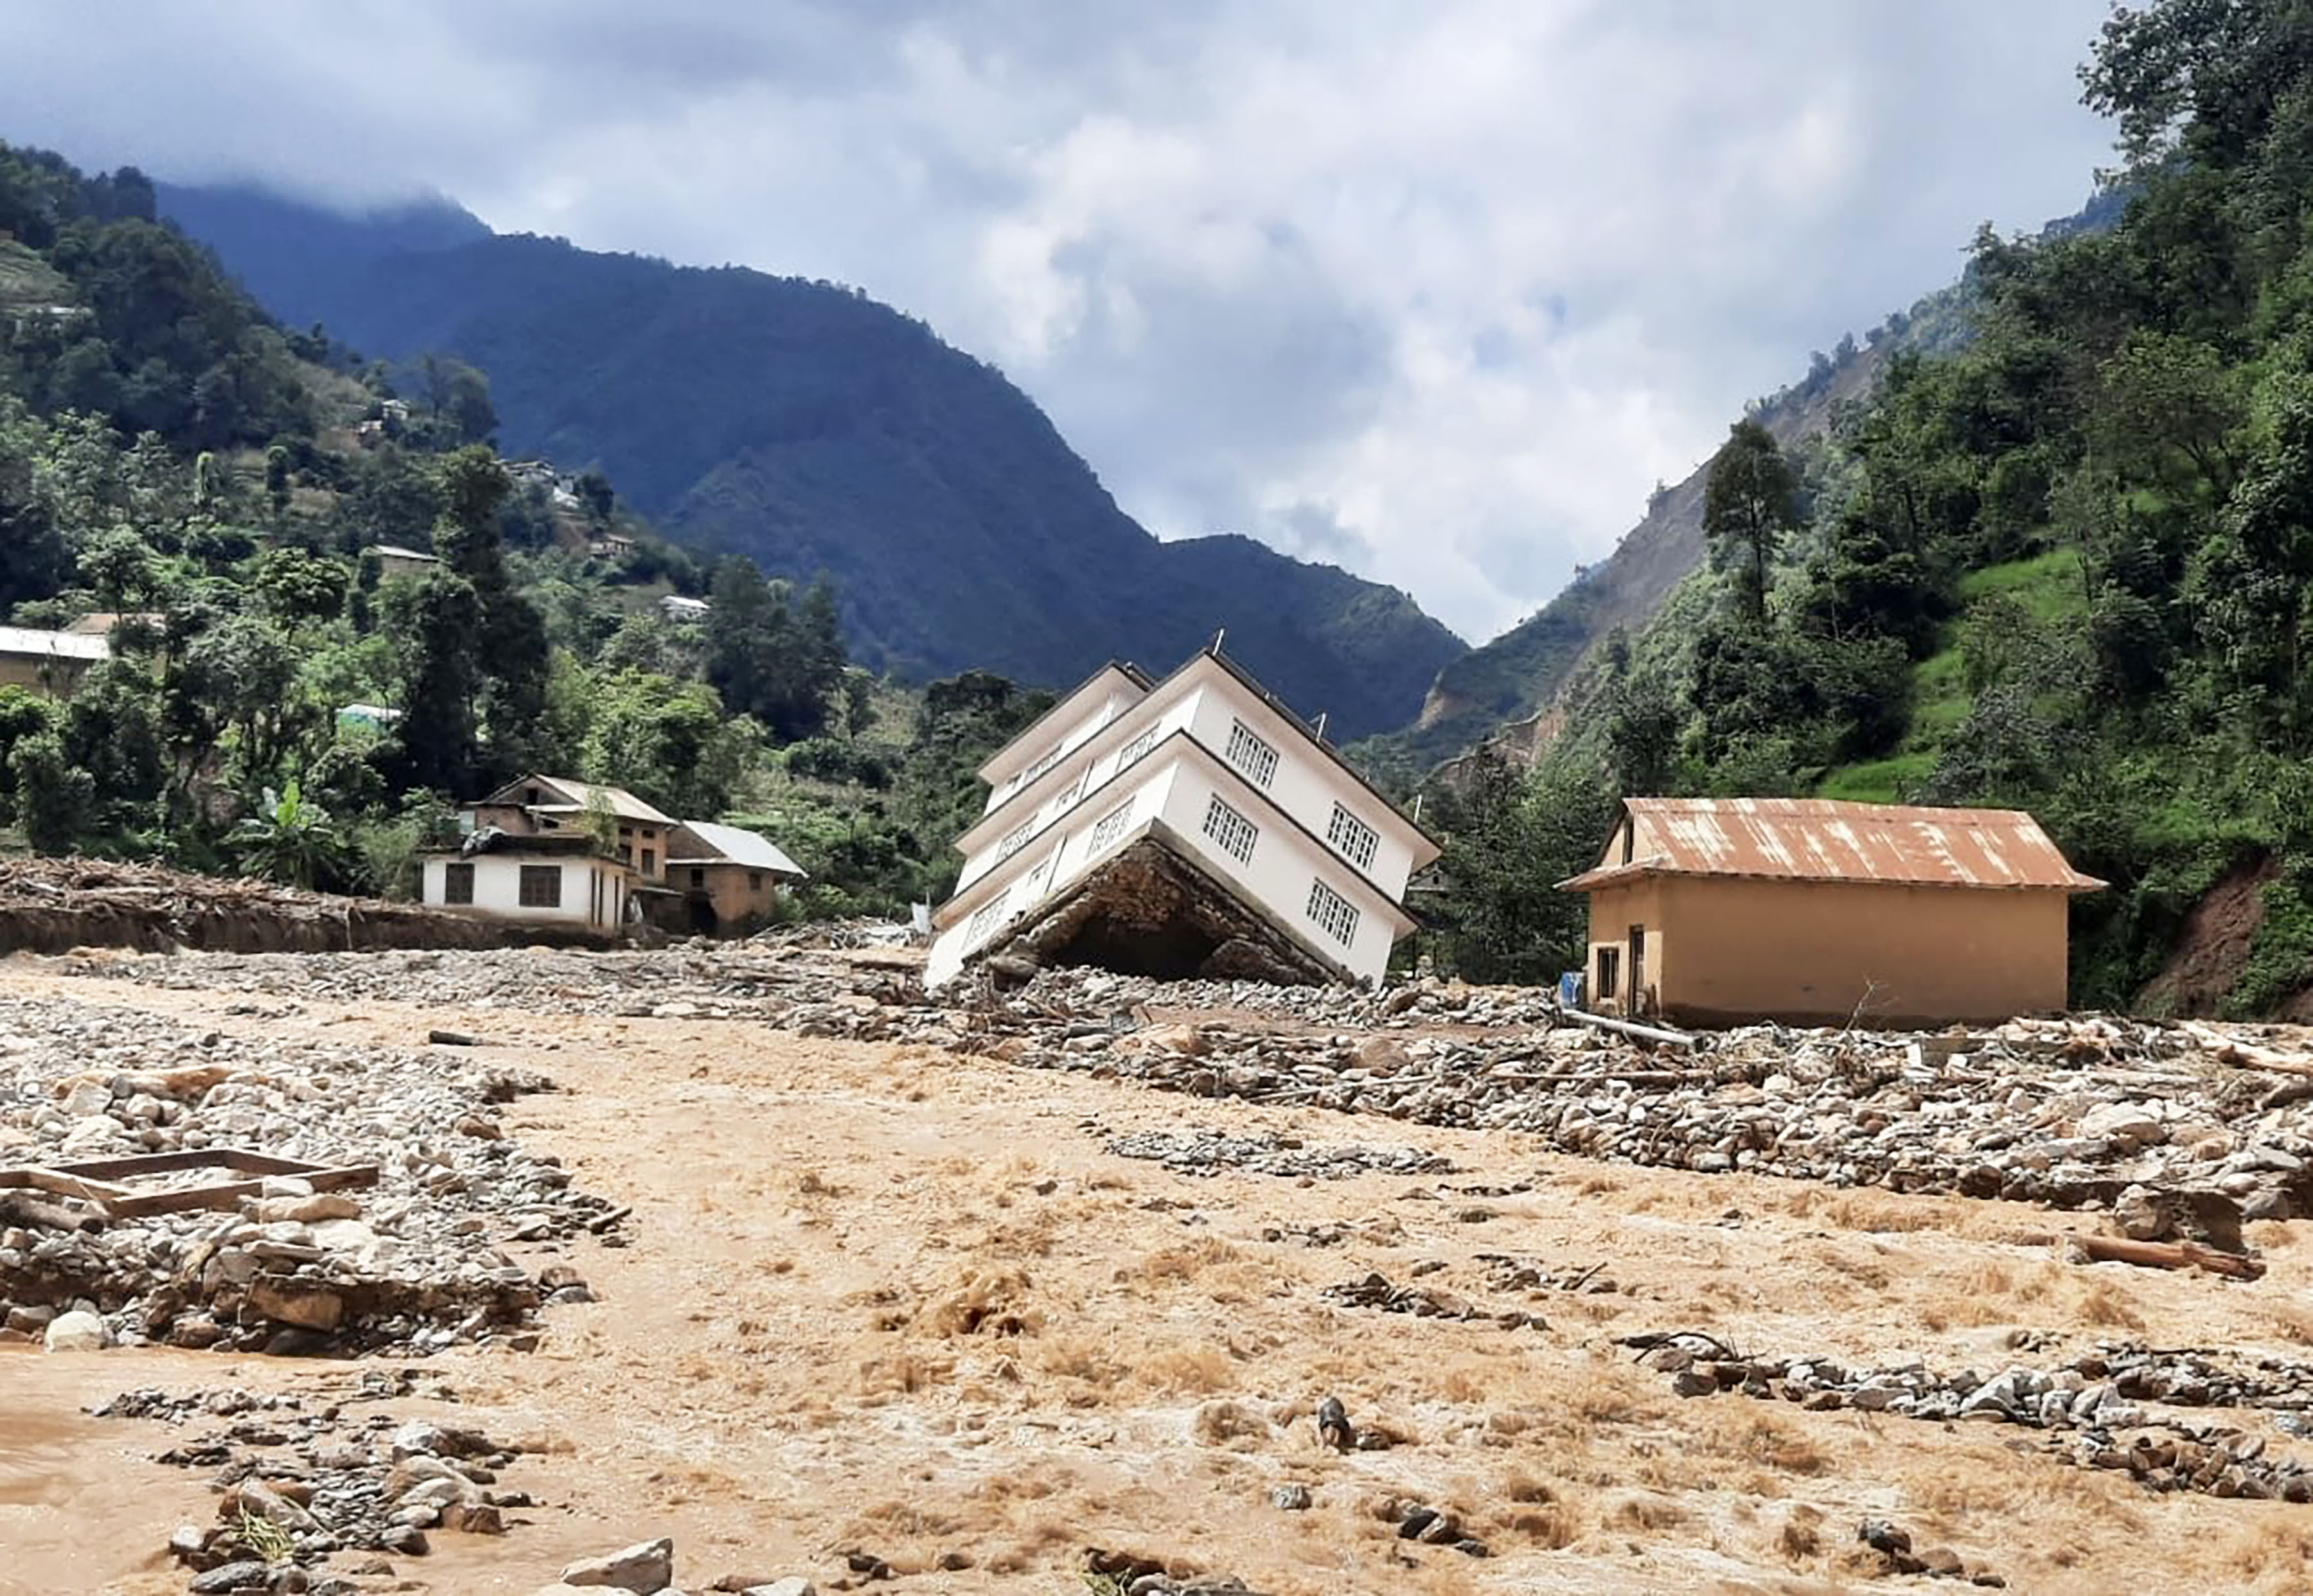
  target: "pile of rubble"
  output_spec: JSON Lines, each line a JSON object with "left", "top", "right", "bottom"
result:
{"left": 87, "top": 1372, "right": 528, "bottom": 1592}
{"left": 48, "top": 948, "right": 2313, "bottom": 1243}
{"left": 1100, "top": 1128, "right": 1455, "bottom": 1181}
{"left": 0, "top": 995, "right": 614, "bottom": 1354}
{"left": 1624, "top": 1332, "right": 2313, "bottom": 1502}
{"left": 988, "top": 977, "right": 2313, "bottom": 1237}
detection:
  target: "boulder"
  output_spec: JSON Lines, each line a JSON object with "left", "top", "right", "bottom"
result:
{"left": 561, "top": 1536, "right": 677, "bottom": 1593}
{"left": 42, "top": 1309, "right": 106, "bottom": 1352}
{"left": 247, "top": 1277, "right": 346, "bottom": 1332}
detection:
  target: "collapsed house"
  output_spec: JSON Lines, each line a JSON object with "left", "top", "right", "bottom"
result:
{"left": 1557, "top": 797, "right": 2106, "bottom": 1026}
{"left": 924, "top": 645, "right": 1439, "bottom": 989}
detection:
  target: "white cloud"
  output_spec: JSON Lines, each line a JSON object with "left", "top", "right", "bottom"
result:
{"left": 0, "top": 0, "right": 2114, "bottom": 640}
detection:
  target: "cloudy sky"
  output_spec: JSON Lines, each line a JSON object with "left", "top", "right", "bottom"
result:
{"left": 6, "top": 1, "right": 2116, "bottom": 643}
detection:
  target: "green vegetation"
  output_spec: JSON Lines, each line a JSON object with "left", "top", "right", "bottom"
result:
{"left": 1426, "top": 1, "right": 2313, "bottom": 1013}
{"left": 0, "top": 139, "right": 1034, "bottom": 914}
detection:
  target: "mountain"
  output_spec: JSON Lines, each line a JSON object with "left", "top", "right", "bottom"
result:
{"left": 156, "top": 184, "right": 1465, "bottom": 740}
{"left": 1354, "top": 198, "right": 2104, "bottom": 785}
{"left": 1356, "top": 333, "right": 1901, "bottom": 781}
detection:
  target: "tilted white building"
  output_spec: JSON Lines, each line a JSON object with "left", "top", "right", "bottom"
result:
{"left": 924, "top": 646, "right": 1440, "bottom": 990}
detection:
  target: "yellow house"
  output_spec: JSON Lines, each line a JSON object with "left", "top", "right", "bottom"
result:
{"left": 1557, "top": 797, "right": 2105, "bottom": 1027}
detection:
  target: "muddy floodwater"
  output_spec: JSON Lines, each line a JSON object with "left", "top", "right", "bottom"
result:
{"left": 6, "top": 957, "right": 2313, "bottom": 1593}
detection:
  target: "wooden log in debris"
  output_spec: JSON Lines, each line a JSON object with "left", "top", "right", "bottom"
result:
{"left": 2032, "top": 1231, "right": 2269, "bottom": 1281}
{"left": 2181, "top": 1022, "right": 2313, "bottom": 1077}
{"left": 0, "top": 1191, "right": 104, "bottom": 1232}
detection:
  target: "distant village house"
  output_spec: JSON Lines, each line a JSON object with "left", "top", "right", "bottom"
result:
{"left": 371, "top": 544, "right": 439, "bottom": 582}
{"left": 1557, "top": 797, "right": 2105, "bottom": 1027}
{"left": 418, "top": 774, "right": 801, "bottom": 939}
{"left": 659, "top": 595, "right": 709, "bottom": 623}
{"left": 0, "top": 625, "right": 108, "bottom": 698}
{"left": 666, "top": 820, "right": 808, "bottom": 935}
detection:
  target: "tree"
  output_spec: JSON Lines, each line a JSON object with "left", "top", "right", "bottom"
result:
{"left": 1603, "top": 673, "right": 1683, "bottom": 797}
{"left": 421, "top": 356, "right": 497, "bottom": 446}
{"left": 391, "top": 572, "right": 488, "bottom": 794}
{"left": 78, "top": 525, "right": 156, "bottom": 615}
{"left": 11, "top": 730, "right": 93, "bottom": 855}
{"left": 1702, "top": 418, "right": 1800, "bottom": 626}
{"left": 574, "top": 469, "right": 615, "bottom": 524}
{"left": 252, "top": 547, "right": 347, "bottom": 625}
{"left": 2080, "top": 0, "right": 2313, "bottom": 170}
{"left": 226, "top": 781, "right": 350, "bottom": 890}
{"left": 1428, "top": 752, "right": 1614, "bottom": 984}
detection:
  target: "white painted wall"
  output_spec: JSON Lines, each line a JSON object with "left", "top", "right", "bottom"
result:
{"left": 955, "top": 692, "right": 1200, "bottom": 893}
{"left": 420, "top": 856, "right": 629, "bottom": 928}
{"left": 979, "top": 682, "right": 1144, "bottom": 815}
{"left": 1150, "top": 760, "right": 1399, "bottom": 986}
{"left": 1180, "top": 685, "right": 1416, "bottom": 900}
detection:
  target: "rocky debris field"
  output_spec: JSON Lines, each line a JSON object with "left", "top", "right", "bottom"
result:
{"left": 0, "top": 992, "right": 616, "bottom": 1356}
{"left": 93, "top": 1371, "right": 526, "bottom": 1589}
{"left": 1622, "top": 1328, "right": 2313, "bottom": 1503}
{"left": 53, "top": 941, "right": 2313, "bottom": 1257}
{"left": 15, "top": 942, "right": 2313, "bottom": 1592}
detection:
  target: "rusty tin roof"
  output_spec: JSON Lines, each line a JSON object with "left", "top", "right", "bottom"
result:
{"left": 1558, "top": 797, "right": 2106, "bottom": 894}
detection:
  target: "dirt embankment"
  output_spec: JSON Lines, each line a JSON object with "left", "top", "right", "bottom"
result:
{"left": 2134, "top": 855, "right": 2313, "bottom": 1020}
{"left": 0, "top": 858, "right": 616, "bottom": 957}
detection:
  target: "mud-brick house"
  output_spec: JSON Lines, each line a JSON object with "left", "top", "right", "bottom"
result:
{"left": 664, "top": 820, "right": 808, "bottom": 935}
{"left": 371, "top": 544, "right": 439, "bottom": 582}
{"left": 418, "top": 775, "right": 676, "bottom": 931}
{"left": 925, "top": 645, "right": 1440, "bottom": 990}
{"left": 0, "top": 625, "right": 108, "bottom": 698}
{"left": 1557, "top": 797, "right": 2105, "bottom": 1027}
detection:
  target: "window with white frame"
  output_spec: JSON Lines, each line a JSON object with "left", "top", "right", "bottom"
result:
{"left": 1305, "top": 877, "right": 1360, "bottom": 946}
{"left": 1050, "top": 766, "right": 1086, "bottom": 809}
{"left": 995, "top": 819, "right": 1035, "bottom": 862}
{"left": 1089, "top": 799, "right": 1135, "bottom": 853}
{"left": 1201, "top": 793, "right": 1258, "bottom": 863}
{"left": 966, "top": 886, "right": 1013, "bottom": 945}
{"left": 1325, "top": 802, "right": 1379, "bottom": 871}
{"left": 1225, "top": 718, "right": 1279, "bottom": 786}
{"left": 1115, "top": 725, "right": 1159, "bottom": 772}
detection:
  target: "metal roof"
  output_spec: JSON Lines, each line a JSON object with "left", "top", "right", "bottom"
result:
{"left": 485, "top": 775, "right": 675, "bottom": 826}
{"left": 1558, "top": 797, "right": 2105, "bottom": 893}
{"left": 669, "top": 819, "right": 808, "bottom": 878}
{"left": 0, "top": 626, "right": 109, "bottom": 662}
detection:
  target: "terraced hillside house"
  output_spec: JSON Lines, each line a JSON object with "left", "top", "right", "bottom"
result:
{"left": 418, "top": 775, "right": 675, "bottom": 930}
{"left": 370, "top": 544, "right": 439, "bottom": 582}
{"left": 0, "top": 625, "right": 107, "bottom": 698}
{"left": 925, "top": 646, "right": 1440, "bottom": 991}
{"left": 1558, "top": 798, "right": 2105, "bottom": 1027}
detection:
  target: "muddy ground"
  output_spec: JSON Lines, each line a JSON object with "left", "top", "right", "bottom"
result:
{"left": 6, "top": 953, "right": 2313, "bottom": 1595}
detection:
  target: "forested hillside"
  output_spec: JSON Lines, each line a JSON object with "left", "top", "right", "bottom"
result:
{"left": 0, "top": 141, "right": 1053, "bottom": 915}
{"left": 157, "top": 186, "right": 1466, "bottom": 740}
{"left": 1424, "top": 0, "right": 2313, "bottom": 1018}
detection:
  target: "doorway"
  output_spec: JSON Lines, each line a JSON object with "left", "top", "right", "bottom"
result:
{"left": 1628, "top": 925, "right": 1647, "bottom": 1013}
